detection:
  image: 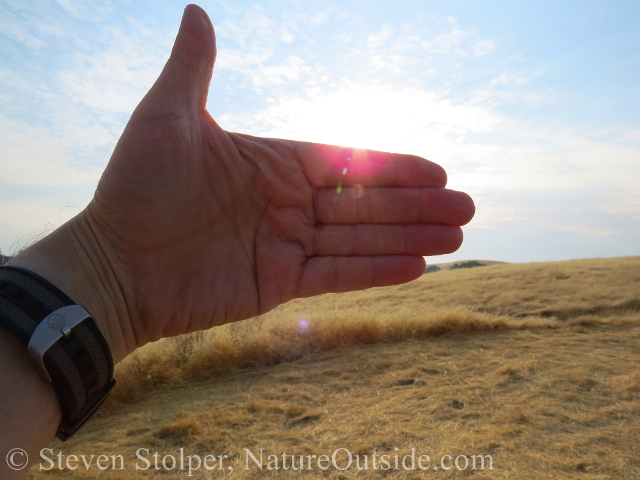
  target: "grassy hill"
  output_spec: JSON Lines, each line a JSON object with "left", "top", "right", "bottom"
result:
{"left": 27, "top": 256, "right": 640, "bottom": 479}
{"left": 425, "top": 259, "right": 509, "bottom": 271}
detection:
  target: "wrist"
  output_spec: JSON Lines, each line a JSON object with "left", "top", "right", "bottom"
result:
{"left": 6, "top": 207, "right": 138, "bottom": 364}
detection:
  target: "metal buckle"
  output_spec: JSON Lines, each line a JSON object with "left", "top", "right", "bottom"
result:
{"left": 27, "top": 304, "right": 117, "bottom": 441}
{"left": 27, "top": 305, "right": 93, "bottom": 383}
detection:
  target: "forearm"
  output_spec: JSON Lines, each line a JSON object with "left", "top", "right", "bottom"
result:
{"left": 0, "top": 209, "right": 136, "bottom": 476}
{"left": 0, "top": 327, "right": 60, "bottom": 479}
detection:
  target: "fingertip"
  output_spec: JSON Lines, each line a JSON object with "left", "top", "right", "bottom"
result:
{"left": 450, "top": 226, "right": 464, "bottom": 253}
{"left": 444, "top": 190, "right": 476, "bottom": 226}
{"left": 180, "top": 4, "right": 216, "bottom": 65}
{"left": 428, "top": 160, "right": 447, "bottom": 188}
{"left": 395, "top": 154, "right": 447, "bottom": 188}
{"left": 407, "top": 154, "right": 447, "bottom": 187}
{"left": 439, "top": 165, "right": 448, "bottom": 188}
{"left": 422, "top": 225, "right": 464, "bottom": 256}
{"left": 410, "top": 255, "right": 427, "bottom": 278}
{"left": 458, "top": 192, "right": 475, "bottom": 226}
{"left": 390, "top": 255, "right": 427, "bottom": 285}
{"left": 184, "top": 4, "right": 211, "bottom": 26}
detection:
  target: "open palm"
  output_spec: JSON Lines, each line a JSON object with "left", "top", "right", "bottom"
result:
{"left": 86, "top": 5, "right": 474, "bottom": 348}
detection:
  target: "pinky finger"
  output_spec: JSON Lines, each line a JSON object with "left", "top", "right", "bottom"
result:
{"left": 295, "top": 255, "right": 426, "bottom": 298}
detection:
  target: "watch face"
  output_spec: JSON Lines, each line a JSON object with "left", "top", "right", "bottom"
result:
{"left": 47, "top": 314, "right": 66, "bottom": 330}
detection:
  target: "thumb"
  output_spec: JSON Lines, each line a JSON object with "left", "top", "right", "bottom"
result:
{"left": 146, "top": 4, "right": 216, "bottom": 115}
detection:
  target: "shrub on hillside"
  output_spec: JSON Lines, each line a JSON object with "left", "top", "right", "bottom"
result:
{"left": 450, "top": 260, "right": 485, "bottom": 270}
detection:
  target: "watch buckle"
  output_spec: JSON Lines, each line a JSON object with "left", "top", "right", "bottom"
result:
{"left": 27, "top": 305, "right": 93, "bottom": 383}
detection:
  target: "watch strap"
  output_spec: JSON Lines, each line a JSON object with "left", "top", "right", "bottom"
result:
{"left": 0, "top": 265, "right": 115, "bottom": 441}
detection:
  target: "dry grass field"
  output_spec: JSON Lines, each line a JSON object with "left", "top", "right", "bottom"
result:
{"left": 26, "top": 256, "right": 640, "bottom": 479}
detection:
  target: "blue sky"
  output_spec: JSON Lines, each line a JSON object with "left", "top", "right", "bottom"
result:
{"left": 1, "top": 0, "right": 639, "bottom": 263}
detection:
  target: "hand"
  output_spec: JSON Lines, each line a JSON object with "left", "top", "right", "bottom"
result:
{"left": 10, "top": 4, "right": 474, "bottom": 363}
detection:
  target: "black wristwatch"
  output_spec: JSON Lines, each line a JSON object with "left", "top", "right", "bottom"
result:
{"left": 0, "top": 265, "right": 116, "bottom": 441}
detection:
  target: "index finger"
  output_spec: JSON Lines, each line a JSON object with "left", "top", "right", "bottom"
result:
{"left": 292, "top": 141, "right": 448, "bottom": 188}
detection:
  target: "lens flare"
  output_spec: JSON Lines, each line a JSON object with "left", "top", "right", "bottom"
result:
{"left": 296, "top": 315, "right": 312, "bottom": 335}
{"left": 316, "top": 146, "right": 393, "bottom": 182}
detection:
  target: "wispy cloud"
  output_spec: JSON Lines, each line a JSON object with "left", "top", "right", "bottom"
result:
{"left": 0, "top": 115, "right": 109, "bottom": 185}
{"left": 57, "top": 24, "right": 170, "bottom": 113}
{"left": 473, "top": 39, "right": 496, "bottom": 57}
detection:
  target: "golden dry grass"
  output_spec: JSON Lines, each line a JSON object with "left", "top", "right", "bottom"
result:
{"left": 26, "top": 256, "right": 640, "bottom": 479}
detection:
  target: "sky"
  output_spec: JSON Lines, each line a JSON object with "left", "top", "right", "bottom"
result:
{"left": 1, "top": 0, "right": 639, "bottom": 264}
